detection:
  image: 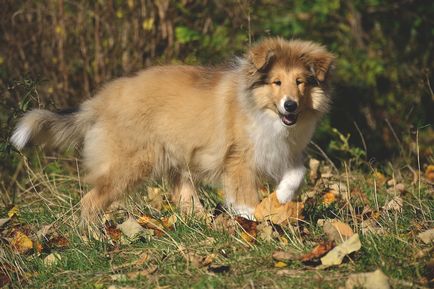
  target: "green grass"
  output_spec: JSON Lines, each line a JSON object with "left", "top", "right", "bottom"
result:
{"left": 1, "top": 155, "right": 433, "bottom": 289}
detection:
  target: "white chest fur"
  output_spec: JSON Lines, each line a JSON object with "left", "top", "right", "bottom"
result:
{"left": 250, "top": 111, "right": 317, "bottom": 181}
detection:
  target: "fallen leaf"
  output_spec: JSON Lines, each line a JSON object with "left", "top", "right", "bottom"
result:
{"left": 417, "top": 228, "right": 434, "bottom": 244}
{"left": 382, "top": 196, "right": 403, "bottom": 212}
{"left": 350, "top": 189, "right": 369, "bottom": 205}
{"left": 117, "top": 217, "right": 145, "bottom": 239}
{"left": 309, "top": 158, "right": 320, "bottom": 182}
{"left": 240, "top": 232, "right": 255, "bottom": 244}
{"left": 425, "top": 258, "right": 434, "bottom": 284}
{"left": 360, "top": 219, "right": 384, "bottom": 235}
{"left": 373, "top": 171, "right": 386, "bottom": 186}
{"left": 323, "top": 220, "right": 354, "bottom": 244}
{"left": 137, "top": 215, "right": 165, "bottom": 235}
{"left": 0, "top": 273, "right": 10, "bottom": 287}
{"left": 110, "top": 265, "right": 157, "bottom": 281}
{"left": 321, "top": 233, "right": 361, "bottom": 266}
{"left": 213, "top": 214, "right": 237, "bottom": 235}
{"left": 207, "top": 264, "right": 230, "bottom": 273}
{"left": 274, "top": 261, "right": 287, "bottom": 268}
{"left": 322, "top": 192, "right": 336, "bottom": 206}
{"left": 344, "top": 269, "right": 390, "bottom": 289}
{"left": 146, "top": 187, "right": 165, "bottom": 210}
{"left": 47, "top": 235, "right": 69, "bottom": 250}
{"left": 36, "top": 225, "right": 53, "bottom": 239}
{"left": 0, "top": 218, "right": 10, "bottom": 227}
{"left": 160, "top": 214, "right": 177, "bottom": 229}
{"left": 35, "top": 241, "right": 43, "bottom": 253}
{"left": 300, "top": 241, "right": 334, "bottom": 264}
{"left": 11, "top": 230, "right": 33, "bottom": 254}
{"left": 276, "top": 269, "right": 302, "bottom": 276}
{"left": 272, "top": 250, "right": 299, "bottom": 262}
{"left": 105, "top": 223, "right": 122, "bottom": 241}
{"left": 235, "top": 216, "right": 257, "bottom": 242}
{"left": 43, "top": 253, "right": 61, "bottom": 266}
{"left": 7, "top": 206, "right": 19, "bottom": 218}
{"left": 425, "top": 165, "right": 434, "bottom": 182}
{"left": 257, "top": 222, "right": 278, "bottom": 242}
{"left": 328, "top": 182, "right": 348, "bottom": 195}
{"left": 185, "top": 252, "right": 216, "bottom": 268}
{"left": 254, "top": 192, "right": 304, "bottom": 225}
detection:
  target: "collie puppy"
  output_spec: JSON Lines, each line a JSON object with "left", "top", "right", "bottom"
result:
{"left": 11, "top": 38, "right": 335, "bottom": 222}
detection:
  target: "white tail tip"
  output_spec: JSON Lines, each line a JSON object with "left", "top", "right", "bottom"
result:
{"left": 10, "top": 124, "right": 31, "bottom": 150}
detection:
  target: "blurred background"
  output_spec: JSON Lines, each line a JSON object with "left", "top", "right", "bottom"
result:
{"left": 0, "top": 0, "right": 433, "bottom": 196}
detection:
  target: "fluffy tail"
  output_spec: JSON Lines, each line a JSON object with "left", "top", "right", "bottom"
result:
{"left": 10, "top": 107, "right": 94, "bottom": 150}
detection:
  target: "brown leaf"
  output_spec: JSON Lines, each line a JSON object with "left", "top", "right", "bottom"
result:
{"left": 208, "top": 264, "right": 230, "bottom": 273}
{"left": 417, "top": 228, "right": 434, "bottom": 244}
{"left": 185, "top": 252, "right": 216, "bottom": 268}
{"left": 344, "top": 269, "right": 390, "bottom": 289}
{"left": 146, "top": 187, "right": 165, "bottom": 210}
{"left": 323, "top": 220, "right": 354, "bottom": 244}
{"left": 321, "top": 233, "right": 362, "bottom": 266}
{"left": 382, "top": 196, "right": 403, "bottom": 212}
{"left": 160, "top": 214, "right": 177, "bottom": 229}
{"left": 213, "top": 214, "right": 237, "bottom": 235}
{"left": 272, "top": 250, "right": 299, "bottom": 262}
{"left": 425, "top": 165, "right": 434, "bottom": 182}
{"left": 0, "top": 273, "right": 10, "bottom": 287}
{"left": 10, "top": 230, "right": 33, "bottom": 254}
{"left": 111, "top": 265, "right": 157, "bottom": 281}
{"left": 105, "top": 223, "right": 122, "bottom": 241}
{"left": 300, "top": 241, "right": 334, "bottom": 263}
{"left": 254, "top": 192, "right": 304, "bottom": 225}
{"left": 309, "top": 158, "right": 320, "bottom": 183}
{"left": 47, "top": 235, "right": 69, "bottom": 250}
{"left": 257, "top": 222, "right": 278, "bottom": 242}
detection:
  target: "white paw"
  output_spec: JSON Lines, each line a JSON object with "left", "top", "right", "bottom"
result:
{"left": 231, "top": 205, "right": 256, "bottom": 221}
{"left": 276, "top": 187, "right": 296, "bottom": 204}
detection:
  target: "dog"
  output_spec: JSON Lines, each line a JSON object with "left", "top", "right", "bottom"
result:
{"left": 11, "top": 37, "right": 335, "bottom": 223}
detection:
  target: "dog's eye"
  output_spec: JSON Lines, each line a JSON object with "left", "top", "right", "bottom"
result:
{"left": 296, "top": 79, "right": 303, "bottom": 85}
{"left": 307, "top": 76, "right": 317, "bottom": 85}
{"left": 272, "top": 80, "right": 281, "bottom": 86}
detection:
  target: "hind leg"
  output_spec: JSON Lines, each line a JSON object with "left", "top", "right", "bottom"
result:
{"left": 169, "top": 172, "right": 204, "bottom": 214}
{"left": 80, "top": 175, "right": 131, "bottom": 225}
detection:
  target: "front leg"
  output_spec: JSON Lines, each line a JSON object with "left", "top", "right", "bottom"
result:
{"left": 223, "top": 158, "right": 259, "bottom": 220}
{"left": 276, "top": 164, "right": 306, "bottom": 204}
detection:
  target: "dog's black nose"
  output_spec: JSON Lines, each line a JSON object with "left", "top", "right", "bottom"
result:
{"left": 284, "top": 100, "right": 298, "bottom": 113}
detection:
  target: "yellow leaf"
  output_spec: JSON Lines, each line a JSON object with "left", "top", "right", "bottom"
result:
{"left": 240, "top": 232, "right": 255, "bottom": 244}
{"left": 11, "top": 230, "right": 33, "bottom": 254}
{"left": 373, "top": 171, "right": 386, "bottom": 186}
{"left": 323, "top": 220, "right": 354, "bottom": 244}
{"left": 161, "top": 214, "right": 177, "bottom": 229}
{"left": 254, "top": 192, "right": 304, "bottom": 225}
{"left": 7, "top": 206, "right": 19, "bottom": 218}
{"left": 142, "top": 18, "right": 154, "bottom": 31}
{"left": 322, "top": 192, "right": 336, "bottom": 206}
{"left": 425, "top": 165, "right": 434, "bottom": 182}
{"left": 274, "top": 261, "right": 288, "bottom": 268}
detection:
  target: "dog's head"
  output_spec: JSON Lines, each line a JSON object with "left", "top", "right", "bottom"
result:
{"left": 242, "top": 38, "right": 335, "bottom": 127}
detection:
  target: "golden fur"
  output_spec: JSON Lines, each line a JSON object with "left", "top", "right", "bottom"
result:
{"left": 11, "top": 38, "right": 335, "bottom": 222}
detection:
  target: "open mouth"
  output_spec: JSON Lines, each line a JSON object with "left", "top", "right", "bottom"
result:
{"left": 280, "top": 113, "right": 298, "bottom": 127}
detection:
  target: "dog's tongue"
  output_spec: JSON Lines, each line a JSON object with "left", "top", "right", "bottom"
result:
{"left": 282, "top": 114, "right": 297, "bottom": 126}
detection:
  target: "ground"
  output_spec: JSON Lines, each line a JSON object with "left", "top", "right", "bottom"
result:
{"left": 0, "top": 155, "right": 433, "bottom": 289}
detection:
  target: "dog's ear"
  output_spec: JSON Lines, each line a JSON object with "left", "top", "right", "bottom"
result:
{"left": 309, "top": 50, "right": 335, "bottom": 82}
{"left": 248, "top": 44, "right": 276, "bottom": 72}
